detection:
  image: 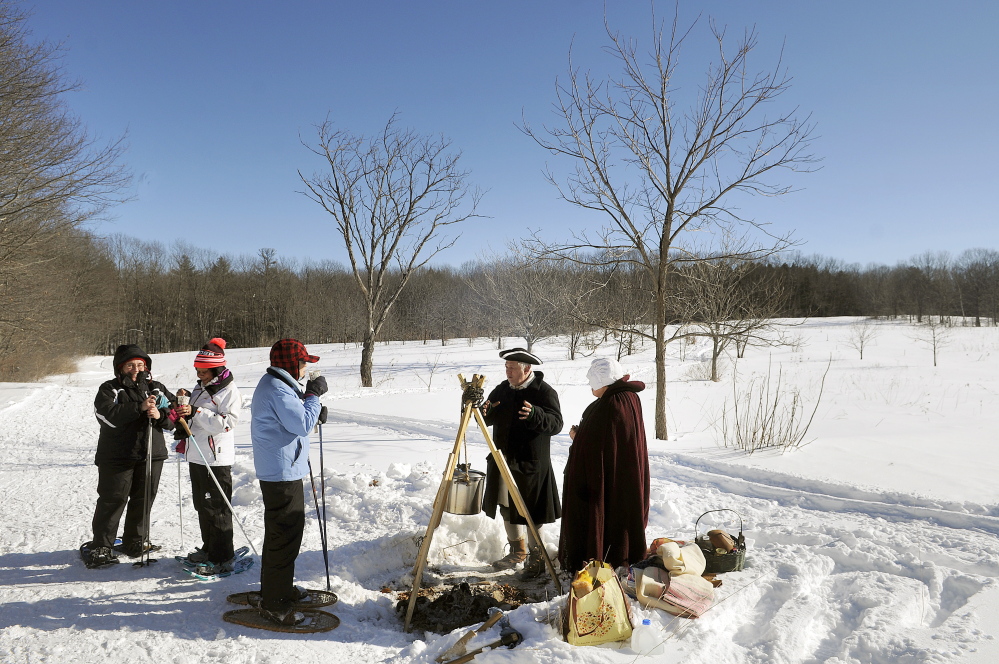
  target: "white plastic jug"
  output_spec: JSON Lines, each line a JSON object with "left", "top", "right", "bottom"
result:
{"left": 631, "top": 618, "right": 665, "bottom": 656}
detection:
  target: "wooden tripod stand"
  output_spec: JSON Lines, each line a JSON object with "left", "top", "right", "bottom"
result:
{"left": 402, "top": 374, "right": 563, "bottom": 632}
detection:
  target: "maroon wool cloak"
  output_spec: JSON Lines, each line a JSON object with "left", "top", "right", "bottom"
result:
{"left": 558, "top": 377, "right": 649, "bottom": 572}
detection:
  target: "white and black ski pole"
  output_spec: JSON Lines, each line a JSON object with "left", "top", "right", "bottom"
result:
{"left": 179, "top": 418, "right": 259, "bottom": 557}
{"left": 175, "top": 390, "right": 191, "bottom": 550}
{"left": 318, "top": 421, "right": 331, "bottom": 591}
{"left": 177, "top": 453, "right": 184, "bottom": 551}
{"left": 138, "top": 414, "right": 155, "bottom": 567}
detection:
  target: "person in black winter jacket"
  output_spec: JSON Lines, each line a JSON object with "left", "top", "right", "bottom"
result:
{"left": 85, "top": 344, "right": 176, "bottom": 567}
{"left": 481, "top": 347, "right": 562, "bottom": 579}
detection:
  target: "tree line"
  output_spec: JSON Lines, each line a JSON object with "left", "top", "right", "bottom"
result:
{"left": 5, "top": 233, "right": 996, "bottom": 382}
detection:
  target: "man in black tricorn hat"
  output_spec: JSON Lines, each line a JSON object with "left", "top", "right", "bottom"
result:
{"left": 480, "top": 347, "right": 563, "bottom": 579}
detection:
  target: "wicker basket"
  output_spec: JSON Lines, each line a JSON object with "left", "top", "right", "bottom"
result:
{"left": 694, "top": 509, "right": 746, "bottom": 573}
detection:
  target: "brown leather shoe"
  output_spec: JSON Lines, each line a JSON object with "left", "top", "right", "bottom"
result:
{"left": 491, "top": 539, "right": 528, "bottom": 570}
{"left": 520, "top": 546, "right": 545, "bottom": 580}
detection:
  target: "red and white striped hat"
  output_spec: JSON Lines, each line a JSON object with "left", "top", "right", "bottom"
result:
{"left": 194, "top": 338, "right": 227, "bottom": 368}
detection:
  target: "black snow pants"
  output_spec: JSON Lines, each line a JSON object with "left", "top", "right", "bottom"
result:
{"left": 259, "top": 479, "right": 305, "bottom": 610}
{"left": 190, "top": 462, "right": 234, "bottom": 563}
{"left": 92, "top": 459, "right": 164, "bottom": 548}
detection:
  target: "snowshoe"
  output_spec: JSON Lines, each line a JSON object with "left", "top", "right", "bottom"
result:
{"left": 194, "top": 558, "right": 235, "bottom": 576}
{"left": 260, "top": 605, "right": 306, "bottom": 626}
{"left": 222, "top": 607, "right": 339, "bottom": 633}
{"left": 176, "top": 545, "right": 248, "bottom": 567}
{"left": 227, "top": 586, "right": 338, "bottom": 609}
{"left": 80, "top": 541, "right": 119, "bottom": 569}
{"left": 183, "top": 554, "right": 254, "bottom": 581}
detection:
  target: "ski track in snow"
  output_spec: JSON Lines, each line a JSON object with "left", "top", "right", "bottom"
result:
{"left": 329, "top": 407, "right": 999, "bottom": 536}
{"left": 319, "top": 409, "right": 999, "bottom": 663}
{"left": 3, "top": 331, "right": 999, "bottom": 663}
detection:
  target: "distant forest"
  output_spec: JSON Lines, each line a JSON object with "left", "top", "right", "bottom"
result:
{"left": 3, "top": 229, "right": 997, "bottom": 381}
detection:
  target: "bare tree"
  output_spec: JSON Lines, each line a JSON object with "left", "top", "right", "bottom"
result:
{"left": 846, "top": 318, "right": 879, "bottom": 360}
{"left": 910, "top": 317, "right": 951, "bottom": 367}
{"left": 954, "top": 248, "right": 999, "bottom": 327}
{"left": 299, "top": 115, "right": 481, "bottom": 386}
{"left": 523, "top": 13, "right": 815, "bottom": 438}
{"left": 555, "top": 261, "right": 600, "bottom": 360}
{"left": 0, "top": 7, "right": 130, "bottom": 263}
{"left": 0, "top": 3, "right": 130, "bottom": 377}
{"left": 676, "top": 255, "right": 787, "bottom": 381}
{"left": 466, "top": 250, "right": 563, "bottom": 352}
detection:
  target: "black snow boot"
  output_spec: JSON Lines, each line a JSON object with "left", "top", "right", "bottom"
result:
{"left": 116, "top": 540, "right": 162, "bottom": 558}
{"left": 82, "top": 543, "right": 119, "bottom": 569}
{"left": 259, "top": 605, "right": 306, "bottom": 626}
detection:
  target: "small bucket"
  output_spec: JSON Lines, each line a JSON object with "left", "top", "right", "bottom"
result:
{"left": 444, "top": 465, "right": 485, "bottom": 515}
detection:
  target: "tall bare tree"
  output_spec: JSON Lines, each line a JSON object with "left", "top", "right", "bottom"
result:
{"left": 299, "top": 115, "right": 481, "bottom": 386}
{"left": 466, "top": 250, "right": 566, "bottom": 352}
{"left": 0, "top": 3, "right": 130, "bottom": 377}
{"left": 676, "top": 256, "right": 787, "bottom": 381}
{"left": 523, "top": 13, "right": 815, "bottom": 438}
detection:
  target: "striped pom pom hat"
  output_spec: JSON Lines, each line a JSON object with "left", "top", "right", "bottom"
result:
{"left": 194, "top": 338, "right": 227, "bottom": 368}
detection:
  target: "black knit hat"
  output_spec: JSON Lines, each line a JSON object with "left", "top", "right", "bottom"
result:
{"left": 113, "top": 344, "right": 152, "bottom": 374}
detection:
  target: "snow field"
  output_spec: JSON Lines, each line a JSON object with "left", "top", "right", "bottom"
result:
{"left": 2, "top": 318, "right": 999, "bottom": 662}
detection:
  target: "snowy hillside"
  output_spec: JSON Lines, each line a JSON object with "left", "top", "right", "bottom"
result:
{"left": 1, "top": 317, "right": 998, "bottom": 663}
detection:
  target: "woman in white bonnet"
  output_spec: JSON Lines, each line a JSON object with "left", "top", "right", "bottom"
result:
{"left": 558, "top": 357, "right": 650, "bottom": 572}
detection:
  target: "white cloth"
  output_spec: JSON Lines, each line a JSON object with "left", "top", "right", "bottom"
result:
{"left": 658, "top": 541, "right": 707, "bottom": 577}
{"left": 587, "top": 357, "right": 626, "bottom": 390}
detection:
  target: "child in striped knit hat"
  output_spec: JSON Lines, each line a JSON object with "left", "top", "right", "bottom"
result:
{"left": 175, "top": 338, "right": 244, "bottom": 575}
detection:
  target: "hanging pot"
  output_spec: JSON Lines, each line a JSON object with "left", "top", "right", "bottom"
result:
{"left": 445, "top": 464, "right": 486, "bottom": 515}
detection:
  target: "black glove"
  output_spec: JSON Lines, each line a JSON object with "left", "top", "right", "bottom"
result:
{"left": 318, "top": 405, "right": 328, "bottom": 425}
{"left": 304, "top": 376, "right": 328, "bottom": 398}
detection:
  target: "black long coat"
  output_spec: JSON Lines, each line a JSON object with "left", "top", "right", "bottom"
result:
{"left": 481, "top": 371, "right": 563, "bottom": 526}
{"left": 558, "top": 378, "right": 650, "bottom": 572}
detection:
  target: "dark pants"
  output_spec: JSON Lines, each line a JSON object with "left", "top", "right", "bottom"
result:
{"left": 92, "top": 459, "right": 164, "bottom": 548}
{"left": 190, "top": 463, "right": 234, "bottom": 563}
{"left": 259, "top": 479, "right": 305, "bottom": 610}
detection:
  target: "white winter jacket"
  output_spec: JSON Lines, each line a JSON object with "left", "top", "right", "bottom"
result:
{"left": 184, "top": 375, "right": 242, "bottom": 467}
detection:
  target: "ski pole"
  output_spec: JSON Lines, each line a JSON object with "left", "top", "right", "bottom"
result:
{"left": 177, "top": 454, "right": 184, "bottom": 551}
{"left": 318, "top": 422, "right": 331, "bottom": 591}
{"left": 139, "top": 416, "right": 155, "bottom": 567}
{"left": 307, "top": 460, "right": 326, "bottom": 546}
{"left": 178, "top": 418, "right": 259, "bottom": 557}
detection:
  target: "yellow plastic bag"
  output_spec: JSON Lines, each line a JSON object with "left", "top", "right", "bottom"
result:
{"left": 564, "top": 561, "right": 633, "bottom": 646}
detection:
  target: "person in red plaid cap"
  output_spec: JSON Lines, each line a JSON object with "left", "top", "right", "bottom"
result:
{"left": 250, "top": 338, "right": 327, "bottom": 626}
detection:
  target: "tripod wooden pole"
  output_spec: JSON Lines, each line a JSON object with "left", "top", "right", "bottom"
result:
{"left": 403, "top": 374, "right": 562, "bottom": 633}
{"left": 403, "top": 389, "right": 477, "bottom": 632}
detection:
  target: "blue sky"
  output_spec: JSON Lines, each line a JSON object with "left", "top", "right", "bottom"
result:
{"left": 26, "top": 1, "right": 999, "bottom": 269}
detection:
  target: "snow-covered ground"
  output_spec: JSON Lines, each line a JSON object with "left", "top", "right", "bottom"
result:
{"left": 2, "top": 317, "right": 998, "bottom": 663}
